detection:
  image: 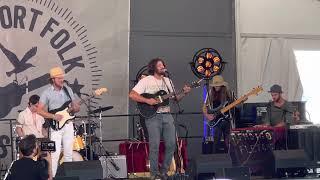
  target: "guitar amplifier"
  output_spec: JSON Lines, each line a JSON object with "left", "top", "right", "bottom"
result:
{"left": 99, "top": 155, "right": 127, "bottom": 179}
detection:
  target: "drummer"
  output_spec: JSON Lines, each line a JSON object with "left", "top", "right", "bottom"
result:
{"left": 16, "top": 95, "right": 47, "bottom": 139}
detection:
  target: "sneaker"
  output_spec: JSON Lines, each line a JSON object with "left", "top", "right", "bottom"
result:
{"left": 150, "top": 174, "right": 162, "bottom": 180}
{"left": 159, "top": 173, "right": 169, "bottom": 180}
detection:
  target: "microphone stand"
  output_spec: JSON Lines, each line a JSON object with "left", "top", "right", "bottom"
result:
{"left": 164, "top": 71, "right": 186, "bottom": 175}
{"left": 204, "top": 80, "right": 214, "bottom": 139}
{"left": 79, "top": 93, "right": 94, "bottom": 160}
{"left": 93, "top": 107, "right": 120, "bottom": 172}
{"left": 165, "top": 72, "right": 184, "bottom": 114}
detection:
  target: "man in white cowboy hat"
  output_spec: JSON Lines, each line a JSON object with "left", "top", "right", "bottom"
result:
{"left": 203, "top": 75, "right": 232, "bottom": 153}
{"left": 260, "top": 84, "right": 300, "bottom": 127}
{"left": 36, "top": 66, "right": 80, "bottom": 176}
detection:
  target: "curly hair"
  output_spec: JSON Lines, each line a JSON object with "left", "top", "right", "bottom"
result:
{"left": 148, "top": 58, "right": 166, "bottom": 75}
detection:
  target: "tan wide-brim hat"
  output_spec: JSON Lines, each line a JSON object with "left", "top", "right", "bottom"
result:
{"left": 209, "top": 75, "right": 228, "bottom": 87}
{"left": 49, "top": 67, "right": 65, "bottom": 78}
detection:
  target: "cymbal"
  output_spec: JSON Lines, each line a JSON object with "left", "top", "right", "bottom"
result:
{"left": 89, "top": 106, "right": 113, "bottom": 114}
{"left": 1, "top": 121, "right": 19, "bottom": 125}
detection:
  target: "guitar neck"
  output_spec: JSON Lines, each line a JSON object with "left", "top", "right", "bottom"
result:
{"left": 220, "top": 94, "right": 249, "bottom": 114}
{"left": 162, "top": 90, "right": 184, "bottom": 100}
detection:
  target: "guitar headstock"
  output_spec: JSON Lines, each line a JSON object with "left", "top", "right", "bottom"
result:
{"left": 189, "top": 79, "right": 203, "bottom": 88}
{"left": 94, "top": 87, "right": 108, "bottom": 96}
{"left": 247, "top": 86, "right": 263, "bottom": 96}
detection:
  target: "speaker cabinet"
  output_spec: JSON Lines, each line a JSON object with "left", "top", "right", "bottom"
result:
{"left": 56, "top": 160, "right": 103, "bottom": 180}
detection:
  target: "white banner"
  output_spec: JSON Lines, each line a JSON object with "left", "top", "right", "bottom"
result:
{"left": 0, "top": 0, "right": 129, "bottom": 166}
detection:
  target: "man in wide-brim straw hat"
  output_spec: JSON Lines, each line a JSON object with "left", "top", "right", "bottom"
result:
{"left": 36, "top": 66, "right": 80, "bottom": 177}
{"left": 203, "top": 75, "right": 232, "bottom": 153}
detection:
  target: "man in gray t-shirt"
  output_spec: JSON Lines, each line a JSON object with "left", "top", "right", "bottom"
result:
{"left": 262, "top": 84, "right": 300, "bottom": 127}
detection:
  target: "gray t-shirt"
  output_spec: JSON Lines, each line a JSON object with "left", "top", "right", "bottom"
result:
{"left": 263, "top": 101, "right": 294, "bottom": 126}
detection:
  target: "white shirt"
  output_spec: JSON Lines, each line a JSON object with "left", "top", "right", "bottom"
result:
{"left": 17, "top": 107, "right": 45, "bottom": 138}
{"left": 133, "top": 75, "right": 174, "bottom": 113}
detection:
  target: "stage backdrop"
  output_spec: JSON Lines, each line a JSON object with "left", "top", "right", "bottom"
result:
{"left": 0, "top": 0, "right": 129, "bottom": 166}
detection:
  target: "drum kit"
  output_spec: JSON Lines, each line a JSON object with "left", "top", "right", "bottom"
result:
{"left": 11, "top": 106, "right": 113, "bottom": 162}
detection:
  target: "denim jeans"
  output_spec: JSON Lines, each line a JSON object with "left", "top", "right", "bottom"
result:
{"left": 145, "top": 113, "right": 176, "bottom": 176}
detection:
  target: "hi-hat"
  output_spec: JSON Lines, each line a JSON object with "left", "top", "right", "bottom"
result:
{"left": 89, "top": 106, "right": 113, "bottom": 114}
{"left": 2, "top": 121, "right": 19, "bottom": 125}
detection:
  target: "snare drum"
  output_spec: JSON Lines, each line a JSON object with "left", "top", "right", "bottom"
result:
{"left": 73, "top": 135, "right": 85, "bottom": 151}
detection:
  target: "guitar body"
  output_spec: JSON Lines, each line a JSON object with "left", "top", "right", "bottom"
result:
{"left": 136, "top": 80, "right": 202, "bottom": 118}
{"left": 206, "top": 86, "right": 263, "bottom": 128}
{"left": 207, "top": 101, "right": 229, "bottom": 128}
{"left": 137, "top": 90, "right": 170, "bottom": 118}
{"left": 45, "top": 87, "right": 107, "bottom": 130}
{"left": 48, "top": 101, "right": 75, "bottom": 130}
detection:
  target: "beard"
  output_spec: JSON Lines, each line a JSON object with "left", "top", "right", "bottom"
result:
{"left": 273, "top": 97, "right": 281, "bottom": 103}
{"left": 155, "top": 69, "right": 165, "bottom": 76}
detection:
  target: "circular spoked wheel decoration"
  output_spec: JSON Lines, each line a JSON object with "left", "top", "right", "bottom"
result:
{"left": 135, "top": 65, "right": 149, "bottom": 83}
{"left": 190, "top": 48, "right": 225, "bottom": 80}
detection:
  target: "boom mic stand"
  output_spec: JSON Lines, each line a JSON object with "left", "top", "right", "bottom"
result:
{"left": 80, "top": 94, "right": 95, "bottom": 160}
{"left": 165, "top": 71, "right": 187, "bottom": 176}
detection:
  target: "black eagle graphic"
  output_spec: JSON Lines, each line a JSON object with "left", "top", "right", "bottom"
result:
{"left": 0, "top": 43, "right": 36, "bottom": 77}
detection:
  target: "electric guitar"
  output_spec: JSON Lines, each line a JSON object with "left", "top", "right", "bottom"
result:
{"left": 207, "top": 86, "right": 263, "bottom": 128}
{"left": 49, "top": 87, "right": 107, "bottom": 130}
{"left": 137, "top": 79, "right": 202, "bottom": 118}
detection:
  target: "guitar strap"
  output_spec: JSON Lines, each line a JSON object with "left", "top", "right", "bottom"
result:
{"left": 62, "top": 86, "right": 73, "bottom": 102}
{"left": 161, "top": 77, "right": 172, "bottom": 93}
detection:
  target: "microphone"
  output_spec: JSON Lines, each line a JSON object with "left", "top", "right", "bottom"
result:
{"left": 162, "top": 68, "right": 170, "bottom": 74}
{"left": 79, "top": 92, "right": 90, "bottom": 96}
{"left": 109, "top": 158, "right": 120, "bottom": 171}
{"left": 26, "top": 76, "right": 28, "bottom": 94}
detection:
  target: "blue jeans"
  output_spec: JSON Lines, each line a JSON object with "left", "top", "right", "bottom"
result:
{"left": 145, "top": 113, "right": 176, "bottom": 176}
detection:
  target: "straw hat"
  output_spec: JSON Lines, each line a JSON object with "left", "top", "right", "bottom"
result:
{"left": 49, "top": 67, "right": 65, "bottom": 78}
{"left": 209, "top": 75, "right": 228, "bottom": 87}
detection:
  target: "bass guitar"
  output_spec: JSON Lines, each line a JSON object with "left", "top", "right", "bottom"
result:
{"left": 49, "top": 87, "right": 107, "bottom": 130}
{"left": 207, "top": 86, "right": 263, "bottom": 128}
{"left": 137, "top": 79, "right": 202, "bottom": 118}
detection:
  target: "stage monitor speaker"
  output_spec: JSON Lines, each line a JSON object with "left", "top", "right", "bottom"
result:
{"left": 99, "top": 155, "right": 127, "bottom": 179}
{"left": 190, "top": 154, "right": 250, "bottom": 180}
{"left": 273, "top": 149, "right": 311, "bottom": 169}
{"left": 53, "top": 177, "right": 79, "bottom": 180}
{"left": 224, "top": 167, "right": 250, "bottom": 180}
{"left": 191, "top": 154, "right": 232, "bottom": 180}
{"left": 56, "top": 160, "right": 103, "bottom": 180}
